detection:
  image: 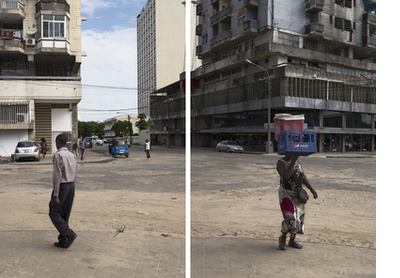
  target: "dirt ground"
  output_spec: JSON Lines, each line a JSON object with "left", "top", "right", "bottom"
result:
{"left": 0, "top": 186, "right": 375, "bottom": 248}
{"left": 191, "top": 187, "right": 375, "bottom": 248}
{"left": 0, "top": 187, "right": 186, "bottom": 237}
{"left": 0, "top": 154, "right": 375, "bottom": 249}
{"left": 191, "top": 159, "right": 376, "bottom": 248}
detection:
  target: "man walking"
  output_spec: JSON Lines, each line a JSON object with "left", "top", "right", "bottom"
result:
{"left": 79, "top": 137, "right": 85, "bottom": 160}
{"left": 49, "top": 134, "right": 78, "bottom": 249}
{"left": 145, "top": 139, "right": 151, "bottom": 159}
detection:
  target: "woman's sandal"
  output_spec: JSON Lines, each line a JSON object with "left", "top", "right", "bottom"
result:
{"left": 279, "top": 236, "right": 287, "bottom": 250}
{"left": 289, "top": 241, "right": 303, "bottom": 249}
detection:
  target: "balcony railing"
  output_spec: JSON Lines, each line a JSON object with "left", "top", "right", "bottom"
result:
{"left": 211, "top": 6, "right": 232, "bottom": 26}
{"left": 36, "top": 0, "right": 70, "bottom": 14}
{"left": 0, "top": 0, "right": 25, "bottom": 20}
{"left": 364, "top": 12, "right": 376, "bottom": 25}
{"left": 196, "top": 3, "right": 202, "bottom": 15}
{"left": 363, "top": 35, "right": 376, "bottom": 48}
{"left": 196, "top": 24, "right": 202, "bottom": 36}
{"left": 305, "top": 22, "right": 324, "bottom": 34}
{"left": 244, "top": 0, "right": 259, "bottom": 8}
{"left": 0, "top": 36, "right": 24, "bottom": 49}
{"left": 244, "top": 19, "right": 258, "bottom": 32}
{"left": 0, "top": 0, "right": 24, "bottom": 9}
{"left": 305, "top": 0, "right": 324, "bottom": 13}
{"left": 196, "top": 45, "right": 202, "bottom": 56}
{"left": 210, "top": 30, "right": 231, "bottom": 46}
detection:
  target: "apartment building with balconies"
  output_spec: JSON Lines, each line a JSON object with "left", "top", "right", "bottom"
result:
{"left": 137, "top": 0, "right": 200, "bottom": 117}
{"left": 190, "top": 0, "right": 376, "bottom": 152}
{"left": 0, "top": 0, "right": 86, "bottom": 157}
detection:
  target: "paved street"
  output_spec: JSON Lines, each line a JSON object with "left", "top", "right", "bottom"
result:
{"left": 0, "top": 146, "right": 376, "bottom": 277}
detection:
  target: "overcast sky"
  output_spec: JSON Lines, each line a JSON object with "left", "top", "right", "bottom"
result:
{"left": 79, "top": 0, "right": 147, "bottom": 122}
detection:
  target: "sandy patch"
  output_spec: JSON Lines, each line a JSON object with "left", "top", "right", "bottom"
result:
{"left": 191, "top": 186, "right": 375, "bottom": 248}
{"left": 0, "top": 189, "right": 185, "bottom": 237}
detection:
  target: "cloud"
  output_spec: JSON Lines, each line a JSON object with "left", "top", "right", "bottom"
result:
{"left": 79, "top": 27, "right": 138, "bottom": 121}
{"left": 81, "top": 0, "right": 114, "bottom": 17}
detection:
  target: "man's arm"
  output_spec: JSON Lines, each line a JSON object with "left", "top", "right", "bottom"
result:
{"left": 52, "top": 154, "right": 62, "bottom": 205}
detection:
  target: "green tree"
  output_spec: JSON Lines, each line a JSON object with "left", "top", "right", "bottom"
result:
{"left": 135, "top": 113, "right": 153, "bottom": 131}
{"left": 78, "top": 121, "right": 104, "bottom": 138}
{"left": 111, "top": 120, "right": 132, "bottom": 137}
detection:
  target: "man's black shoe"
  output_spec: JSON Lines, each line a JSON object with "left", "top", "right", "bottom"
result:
{"left": 66, "top": 233, "right": 78, "bottom": 249}
{"left": 54, "top": 242, "right": 68, "bottom": 248}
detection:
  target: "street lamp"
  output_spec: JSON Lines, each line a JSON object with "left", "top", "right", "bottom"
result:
{"left": 245, "top": 59, "right": 274, "bottom": 153}
{"left": 116, "top": 112, "right": 132, "bottom": 145}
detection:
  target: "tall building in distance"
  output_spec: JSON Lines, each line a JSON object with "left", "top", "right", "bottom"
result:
{"left": 137, "top": 0, "right": 200, "bottom": 116}
{"left": 189, "top": 0, "right": 376, "bottom": 152}
{"left": 0, "top": 0, "right": 86, "bottom": 157}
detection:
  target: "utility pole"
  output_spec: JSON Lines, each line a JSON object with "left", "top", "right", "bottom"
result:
{"left": 245, "top": 59, "right": 274, "bottom": 153}
{"left": 128, "top": 114, "right": 132, "bottom": 146}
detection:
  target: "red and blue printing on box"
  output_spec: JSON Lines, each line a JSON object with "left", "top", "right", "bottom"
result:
{"left": 277, "top": 130, "right": 317, "bottom": 156}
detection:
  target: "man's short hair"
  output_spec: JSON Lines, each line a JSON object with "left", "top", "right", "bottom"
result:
{"left": 56, "top": 134, "right": 68, "bottom": 146}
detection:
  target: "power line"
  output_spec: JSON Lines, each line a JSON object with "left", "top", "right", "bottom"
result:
{"left": 0, "top": 79, "right": 157, "bottom": 91}
{"left": 78, "top": 107, "right": 138, "bottom": 112}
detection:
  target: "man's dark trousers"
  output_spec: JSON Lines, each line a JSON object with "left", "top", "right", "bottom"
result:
{"left": 49, "top": 182, "right": 75, "bottom": 245}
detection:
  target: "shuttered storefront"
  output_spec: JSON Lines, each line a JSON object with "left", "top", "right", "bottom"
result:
{"left": 35, "top": 103, "right": 52, "bottom": 153}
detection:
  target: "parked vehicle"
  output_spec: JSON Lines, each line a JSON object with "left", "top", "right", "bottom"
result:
{"left": 108, "top": 138, "right": 129, "bottom": 158}
{"left": 85, "top": 138, "right": 92, "bottom": 148}
{"left": 14, "top": 141, "right": 40, "bottom": 161}
{"left": 216, "top": 140, "right": 244, "bottom": 153}
{"left": 85, "top": 136, "right": 103, "bottom": 146}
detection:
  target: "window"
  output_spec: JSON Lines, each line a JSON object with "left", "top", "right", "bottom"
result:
{"left": 323, "top": 111, "right": 342, "bottom": 128}
{"left": 334, "top": 17, "right": 344, "bottom": 30}
{"left": 0, "top": 104, "right": 29, "bottom": 124}
{"left": 41, "top": 15, "right": 66, "bottom": 38}
{"left": 344, "top": 20, "right": 352, "bottom": 31}
{"left": 335, "top": 0, "right": 343, "bottom": 6}
{"left": 202, "top": 14, "right": 207, "bottom": 24}
{"left": 202, "top": 34, "right": 208, "bottom": 44}
{"left": 346, "top": 113, "right": 372, "bottom": 129}
{"left": 344, "top": 0, "right": 352, "bottom": 8}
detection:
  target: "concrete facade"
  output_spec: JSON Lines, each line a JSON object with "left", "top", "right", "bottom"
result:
{"left": 137, "top": 0, "right": 200, "bottom": 117}
{"left": 0, "top": 0, "right": 86, "bottom": 156}
{"left": 103, "top": 114, "right": 139, "bottom": 137}
{"left": 186, "top": 0, "right": 375, "bottom": 152}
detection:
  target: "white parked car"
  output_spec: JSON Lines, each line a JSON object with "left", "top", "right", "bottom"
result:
{"left": 85, "top": 136, "right": 103, "bottom": 146}
{"left": 15, "top": 141, "right": 40, "bottom": 162}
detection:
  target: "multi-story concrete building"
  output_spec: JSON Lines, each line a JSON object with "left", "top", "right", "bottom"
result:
{"left": 0, "top": 0, "right": 86, "bottom": 157}
{"left": 188, "top": 0, "right": 376, "bottom": 152}
{"left": 103, "top": 114, "right": 139, "bottom": 137}
{"left": 137, "top": 0, "right": 200, "bottom": 117}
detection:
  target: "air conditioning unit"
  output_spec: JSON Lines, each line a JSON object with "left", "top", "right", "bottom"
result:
{"left": 26, "top": 38, "right": 35, "bottom": 46}
{"left": 16, "top": 113, "right": 28, "bottom": 123}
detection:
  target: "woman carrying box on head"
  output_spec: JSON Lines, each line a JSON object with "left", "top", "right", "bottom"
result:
{"left": 276, "top": 155, "right": 318, "bottom": 250}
